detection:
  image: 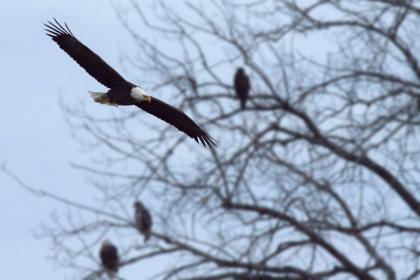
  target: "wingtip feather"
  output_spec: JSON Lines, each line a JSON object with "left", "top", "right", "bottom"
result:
{"left": 199, "top": 137, "right": 206, "bottom": 147}
{"left": 44, "top": 19, "right": 74, "bottom": 38}
{"left": 197, "top": 133, "right": 217, "bottom": 149}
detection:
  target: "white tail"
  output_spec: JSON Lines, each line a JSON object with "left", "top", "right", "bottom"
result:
{"left": 89, "top": 91, "right": 118, "bottom": 106}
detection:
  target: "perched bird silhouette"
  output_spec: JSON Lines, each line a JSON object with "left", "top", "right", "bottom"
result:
{"left": 100, "top": 240, "right": 119, "bottom": 279}
{"left": 187, "top": 76, "right": 197, "bottom": 94}
{"left": 233, "top": 67, "right": 251, "bottom": 110}
{"left": 134, "top": 201, "right": 153, "bottom": 242}
{"left": 44, "top": 19, "right": 215, "bottom": 148}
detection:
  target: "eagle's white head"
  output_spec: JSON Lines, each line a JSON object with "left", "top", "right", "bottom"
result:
{"left": 131, "top": 87, "right": 152, "bottom": 103}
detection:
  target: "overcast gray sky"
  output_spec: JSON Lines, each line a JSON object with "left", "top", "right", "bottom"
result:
{"left": 0, "top": 0, "right": 153, "bottom": 278}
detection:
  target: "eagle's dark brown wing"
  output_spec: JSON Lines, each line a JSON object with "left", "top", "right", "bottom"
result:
{"left": 136, "top": 97, "right": 216, "bottom": 148}
{"left": 234, "top": 69, "right": 250, "bottom": 110}
{"left": 99, "top": 243, "right": 119, "bottom": 273}
{"left": 44, "top": 19, "right": 128, "bottom": 89}
{"left": 135, "top": 205, "right": 153, "bottom": 242}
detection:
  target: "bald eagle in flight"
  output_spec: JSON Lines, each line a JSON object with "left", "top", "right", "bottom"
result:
{"left": 234, "top": 67, "right": 250, "bottom": 110}
{"left": 134, "top": 201, "right": 153, "bottom": 242}
{"left": 100, "top": 240, "right": 119, "bottom": 279}
{"left": 44, "top": 19, "right": 216, "bottom": 148}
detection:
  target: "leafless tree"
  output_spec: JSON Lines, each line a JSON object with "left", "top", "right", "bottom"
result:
{"left": 13, "top": 0, "right": 420, "bottom": 279}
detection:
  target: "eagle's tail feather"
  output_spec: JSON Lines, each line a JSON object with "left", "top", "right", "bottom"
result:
{"left": 89, "top": 91, "right": 118, "bottom": 106}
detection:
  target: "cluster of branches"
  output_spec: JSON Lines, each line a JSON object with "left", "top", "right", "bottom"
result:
{"left": 22, "top": 0, "right": 420, "bottom": 279}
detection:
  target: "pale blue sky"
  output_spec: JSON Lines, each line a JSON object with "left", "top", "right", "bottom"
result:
{"left": 0, "top": 0, "right": 154, "bottom": 278}
{"left": 2, "top": 1, "right": 414, "bottom": 279}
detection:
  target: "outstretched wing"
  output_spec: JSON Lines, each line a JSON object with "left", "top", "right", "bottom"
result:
{"left": 136, "top": 98, "right": 216, "bottom": 148}
{"left": 44, "top": 19, "right": 127, "bottom": 89}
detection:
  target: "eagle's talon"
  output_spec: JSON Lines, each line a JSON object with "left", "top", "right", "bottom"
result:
{"left": 145, "top": 95, "right": 152, "bottom": 104}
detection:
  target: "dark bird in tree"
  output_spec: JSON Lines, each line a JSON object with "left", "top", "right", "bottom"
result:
{"left": 233, "top": 67, "right": 251, "bottom": 110}
{"left": 187, "top": 76, "right": 197, "bottom": 94}
{"left": 134, "top": 201, "right": 153, "bottom": 242}
{"left": 44, "top": 19, "right": 216, "bottom": 148}
{"left": 99, "top": 240, "right": 119, "bottom": 279}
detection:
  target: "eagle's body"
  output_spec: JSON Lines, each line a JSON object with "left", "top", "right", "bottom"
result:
{"left": 234, "top": 67, "right": 250, "bottom": 110}
{"left": 100, "top": 240, "right": 119, "bottom": 279}
{"left": 134, "top": 201, "right": 153, "bottom": 242}
{"left": 90, "top": 85, "right": 149, "bottom": 106}
{"left": 44, "top": 19, "right": 215, "bottom": 148}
